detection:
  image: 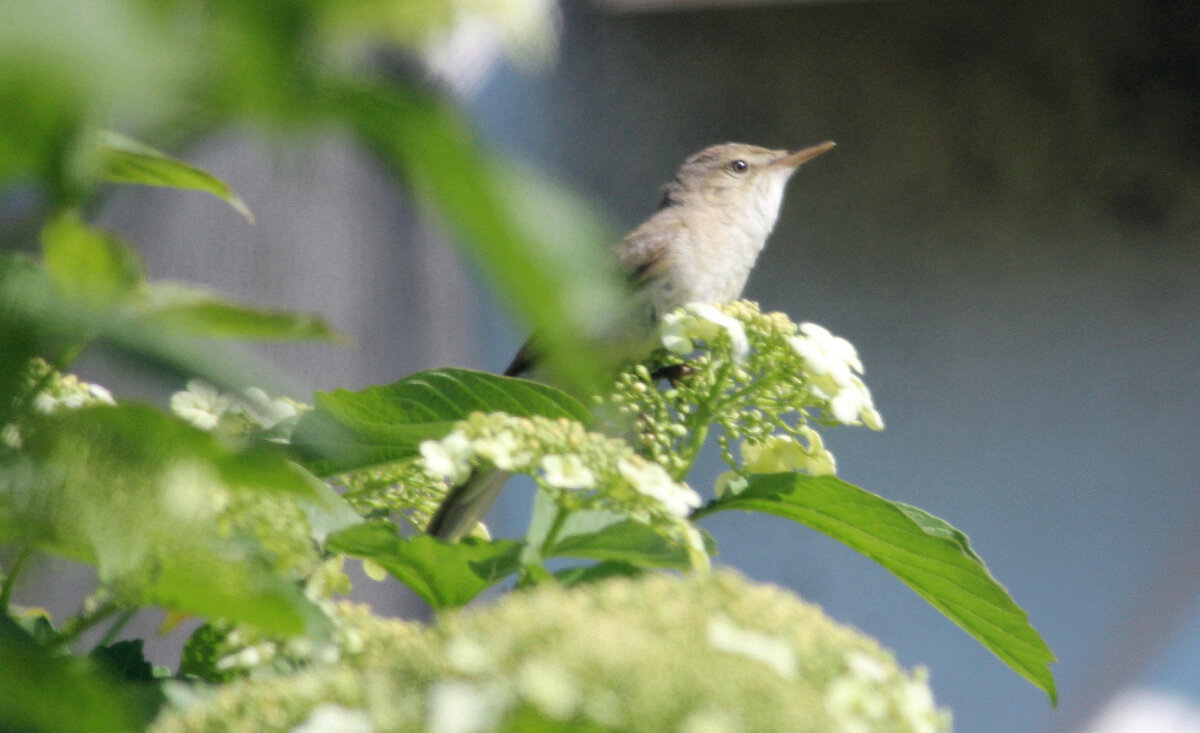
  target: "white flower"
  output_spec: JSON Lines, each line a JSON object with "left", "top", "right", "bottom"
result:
{"left": 473, "top": 430, "right": 534, "bottom": 471}
{"left": 706, "top": 614, "right": 799, "bottom": 680}
{"left": 739, "top": 432, "right": 837, "bottom": 478}
{"left": 241, "top": 387, "right": 300, "bottom": 429}
{"left": 517, "top": 659, "right": 581, "bottom": 720}
{"left": 825, "top": 675, "right": 889, "bottom": 732}
{"left": 170, "top": 379, "right": 232, "bottom": 431}
{"left": 539, "top": 454, "right": 595, "bottom": 489}
{"left": 679, "top": 708, "right": 743, "bottom": 733}
{"left": 427, "top": 680, "right": 508, "bottom": 733}
{"left": 291, "top": 704, "right": 374, "bottom": 733}
{"left": 445, "top": 636, "right": 495, "bottom": 675}
{"left": 32, "top": 392, "right": 59, "bottom": 414}
{"left": 361, "top": 558, "right": 388, "bottom": 582}
{"left": 661, "top": 303, "right": 750, "bottom": 363}
{"left": 713, "top": 471, "right": 749, "bottom": 498}
{"left": 897, "top": 670, "right": 941, "bottom": 733}
{"left": 216, "top": 643, "right": 274, "bottom": 671}
{"left": 794, "top": 426, "right": 837, "bottom": 476}
{"left": 845, "top": 650, "right": 890, "bottom": 683}
{"left": 58, "top": 392, "right": 87, "bottom": 409}
{"left": 420, "top": 430, "right": 474, "bottom": 484}
{"left": 420, "top": 0, "right": 559, "bottom": 98}
{"left": 661, "top": 310, "right": 695, "bottom": 354}
{"left": 789, "top": 324, "right": 884, "bottom": 429}
{"left": 828, "top": 377, "right": 884, "bottom": 429}
{"left": 789, "top": 322, "right": 861, "bottom": 393}
{"left": 617, "top": 458, "right": 701, "bottom": 517}
{"left": 87, "top": 383, "right": 115, "bottom": 405}
{"left": 161, "top": 460, "right": 228, "bottom": 522}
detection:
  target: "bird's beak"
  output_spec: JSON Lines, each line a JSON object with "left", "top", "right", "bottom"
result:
{"left": 771, "top": 141, "right": 836, "bottom": 169}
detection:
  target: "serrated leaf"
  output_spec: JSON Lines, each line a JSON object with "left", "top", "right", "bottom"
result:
{"left": 695, "top": 473, "right": 1057, "bottom": 704}
{"left": 40, "top": 211, "right": 143, "bottom": 304}
{"left": 139, "top": 282, "right": 339, "bottom": 341}
{"left": 292, "top": 368, "right": 592, "bottom": 475}
{"left": 327, "top": 521, "right": 523, "bottom": 609}
{"left": 98, "top": 131, "right": 254, "bottom": 222}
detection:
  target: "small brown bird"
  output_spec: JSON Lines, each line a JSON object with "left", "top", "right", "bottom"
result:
{"left": 428, "top": 141, "right": 836, "bottom": 541}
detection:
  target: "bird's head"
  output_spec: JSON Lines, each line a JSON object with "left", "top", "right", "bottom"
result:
{"left": 659, "top": 141, "right": 835, "bottom": 226}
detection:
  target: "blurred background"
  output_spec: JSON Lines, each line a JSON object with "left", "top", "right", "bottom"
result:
{"left": 9, "top": 0, "right": 1199, "bottom": 730}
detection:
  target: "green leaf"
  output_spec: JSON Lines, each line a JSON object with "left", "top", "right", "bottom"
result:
{"left": 292, "top": 368, "right": 593, "bottom": 475}
{"left": 140, "top": 282, "right": 340, "bottom": 341}
{"left": 0, "top": 615, "right": 146, "bottom": 733}
{"left": 546, "top": 510, "right": 704, "bottom": 571}
{"left": 0, "top": 251, "right": 334, "bottom": 417}
{"left": 0, "top": 405, "right": 331, "bottom": 637}
{"left": 90, "top": 640, "right": 156, "bottom": 684}
{"left": 98, "top": 131, "right": 254, "bottom": 222}
{"left": 0, "top": 0, "right": 184, "bottom": 197}
{"left": 178, "top": 624, "right": 236, "bottom": 683}
{"left": 0, "top": 258, "right": 50, "bottom": 423}
{"left": 40, "top": 211, "right": 143, "bottom": 305}
{"left": 338, "top": 83, "right": 630, "bottom": 395}
{"left": 893, "top": 500, "right": 982, "bottom": 563}
{"left": 696, "top": 473, "right": 1057, "bottom": 704}
{"left": 327, "top": 521, "right": 523, "bottom": 609}
{"left": 553, "top": 561, "right": 645, "bottom": 587}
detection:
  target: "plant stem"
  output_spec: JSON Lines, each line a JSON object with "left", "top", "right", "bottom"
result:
{"left": 673, "top": 360, "right": 733, "bottom": 480}
{"left": 539, "top": 504, "right": 570, "bottom": 559}
{"left": 48, "top": 600, "right": 120, "bottom": 651}
{"left": 0, "top": 545, "right": 32, "bottom": 611}
{"left": 96, "top": 607, "right": 138, "bottom": 648}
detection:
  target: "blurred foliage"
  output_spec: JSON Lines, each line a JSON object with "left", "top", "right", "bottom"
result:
{"left": 0, "top": 1, "right": 1056, "bottom": 730}
{"left": 148, "top": 572, "right": 951, "bottom": 732}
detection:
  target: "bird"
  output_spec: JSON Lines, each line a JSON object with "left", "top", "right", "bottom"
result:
{"left": 426, "top": 140, "right": 836, "bottom": 541}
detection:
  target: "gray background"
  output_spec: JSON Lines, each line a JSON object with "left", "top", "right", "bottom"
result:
{"left": 24, "top": 0, "right": 1200, "bottom": 731}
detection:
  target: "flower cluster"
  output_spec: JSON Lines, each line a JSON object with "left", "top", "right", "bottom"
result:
{"left": 825, "top": 651, "right": 947, "bottom": 733}
{"left": 170, "top": 379, "right": 307, "bottom": 439}
{"left": 149, "top": 571, "right": 949, "bottom": 733}
{"left": 419, "top": 412, "right": 705, "bottom": 565}
{"left": 2, "top": 358, "right": 116, "bottom": 448}
{"left": 337, "top": 459, "right": 458, "bottom": 538}
{"left": 606, "top": 301, "right": 883, "bottom": 495}
{"left": 789, "top": 322, "right": 883, "bottom": 430}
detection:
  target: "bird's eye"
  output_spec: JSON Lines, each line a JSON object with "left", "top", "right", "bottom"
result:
{"left": 728, "top": 159, "right": 749, "bottom": 174}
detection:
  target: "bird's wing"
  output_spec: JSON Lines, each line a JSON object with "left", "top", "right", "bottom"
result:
{"left": 617, "top": 212, "right": 682, "bottom": 288}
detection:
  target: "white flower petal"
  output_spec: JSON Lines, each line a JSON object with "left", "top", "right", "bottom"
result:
{"left": 427, "top": 680, "right": 507, "bottom": 733}
{"left": 420, "top": 430, "right": 474, "bottom": 483}
{"left": 87, "top": 384, "right": 115, "bottom": 405}
{"left": 291, "top": 704, "right": 374, "bottom": 733}
{"left": 517, "top": 659, "right": 580, "bottom": 720}
{"left": 170, "top": 380, "right": 232, "bottom": 431}
{"left": 539, "top": 454, "right": 595, "bottom": 489}
{"left": 687, "top": 303, "right": 750, "bottom": 362}
{"left": 707, "top": 614, "right": 799, "bottom": 680}
{"left": 617, "top": 458, "right": 701, "bottom": 517}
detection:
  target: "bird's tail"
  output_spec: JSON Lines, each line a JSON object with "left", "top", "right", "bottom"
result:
{"left": 425, "top": 467, "right": 510, "bottom": 541}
